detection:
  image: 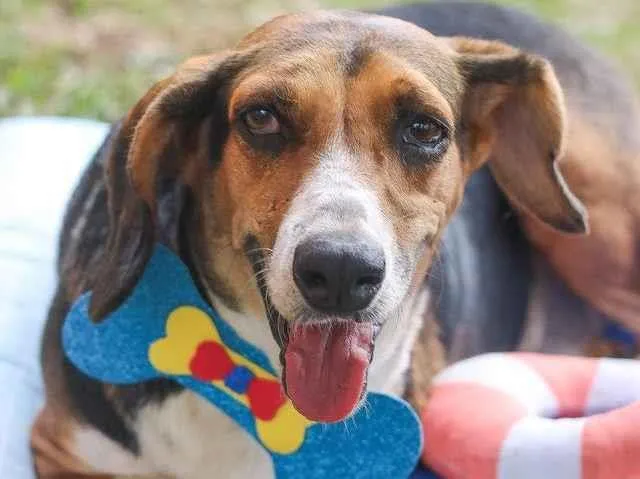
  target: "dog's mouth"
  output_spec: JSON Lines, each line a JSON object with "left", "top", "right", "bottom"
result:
{"left": 245, "top": 237, "right": 377, "bottom": 423}
{"left": 284, "top": 320, "right": 375, "bottom": 423}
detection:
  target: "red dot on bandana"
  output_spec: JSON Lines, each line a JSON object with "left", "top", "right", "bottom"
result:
{"left": 248, "top": 378, "right": 286, "bottom": 420}
{"left": 189, "top": 341, "right": 234, "bottom": 381}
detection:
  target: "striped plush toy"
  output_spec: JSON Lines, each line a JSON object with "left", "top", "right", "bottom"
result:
{"left": 421, "top": 353, "right": 640, "bottom": 479}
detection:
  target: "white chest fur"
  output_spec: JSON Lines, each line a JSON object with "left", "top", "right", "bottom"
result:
{"left": 73, "top": 391, "right": 273, "bottom": 479}
{"left": 135, "top": 391, "right": 274, "bottom": 479}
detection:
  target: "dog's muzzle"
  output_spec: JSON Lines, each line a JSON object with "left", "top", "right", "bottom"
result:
{"left": 244, "top": 234, "right": 382, "bottom": 423}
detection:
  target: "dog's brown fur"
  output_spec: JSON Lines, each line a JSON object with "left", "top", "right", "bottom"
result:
{"left": 32, "top": 10, "right": 601, "bottom": 478}
{"left": 522, "top": 122, "right": 640, "bottom": 334}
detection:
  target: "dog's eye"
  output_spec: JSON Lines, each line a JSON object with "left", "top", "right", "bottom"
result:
{"left": 243, "top": 108, "right": 281, "bottom": 135}
{"left": 402, "top": 119, "right": 446, "bottom": 149}
{"left": 398, "top": 115, "right": 449, "bottom": 165}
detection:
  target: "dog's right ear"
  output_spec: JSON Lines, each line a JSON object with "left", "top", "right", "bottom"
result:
{"left": 89, "top": 52, "right": 251, "bottom": 320}
{"left": 448, "top": 37, "right": 588, "bottom": 235}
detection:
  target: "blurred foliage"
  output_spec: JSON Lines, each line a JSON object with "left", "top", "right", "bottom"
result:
{"left": 0, "top": 0, "right": 638, "bottom": 121}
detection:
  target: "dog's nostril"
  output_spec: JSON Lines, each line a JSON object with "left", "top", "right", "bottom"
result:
{"left": 356, "top": 275, "right": 383, "bottom": 288}
{"left": 302, "top": 271, "right": 328, "bottom": 289}
{"left": 293, "top": 233, "right": 385, "bottom": 314}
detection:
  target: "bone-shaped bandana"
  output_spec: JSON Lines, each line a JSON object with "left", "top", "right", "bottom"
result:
{"left": 62, "top": 244, "right": 422, "bottom": 478}
{"left": 149, "top": 305, "right": 311, "bottom": 454}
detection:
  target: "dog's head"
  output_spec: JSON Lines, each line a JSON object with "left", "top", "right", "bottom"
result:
{"left": 90, "top": 12, "right": 586, "bottom": 423}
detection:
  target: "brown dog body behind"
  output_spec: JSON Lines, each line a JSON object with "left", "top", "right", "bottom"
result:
{"left": 33, "top": 4, "right": 639, "bottom": 478}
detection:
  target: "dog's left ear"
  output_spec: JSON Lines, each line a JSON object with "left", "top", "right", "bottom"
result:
{"left": 89, "top": 52, "right": 250, "bottom": 319}
{"left": 449, "top": 37, "right": 588, "bottom": 234}
{"left": 128, "top": 53, "right": 248, "bottom": 207}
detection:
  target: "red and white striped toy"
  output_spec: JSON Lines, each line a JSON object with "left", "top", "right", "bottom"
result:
{"left": 422, "top": 353, "right": 640, "bottom": 479}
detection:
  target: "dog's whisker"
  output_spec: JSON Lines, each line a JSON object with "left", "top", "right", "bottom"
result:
{"left": 245, "top": 266, "right": 272, "bottom": 290}
{"left": 341, "top": 415, "right": 353, "bottom": 436}
{"left": 245, "top": 247, "right": 274, "bottom": 257}
{"left": 274, "top": 305, "right": 287, "bottom": 348}
{"left": 426, "top": 249, "right": 446, "bottom": 312}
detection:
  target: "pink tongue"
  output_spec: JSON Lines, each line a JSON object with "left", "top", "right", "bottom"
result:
{"left": 284, "top": 321, "right": 373, "bottom": 423}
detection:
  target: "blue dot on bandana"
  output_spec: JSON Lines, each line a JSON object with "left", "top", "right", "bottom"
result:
{"left": 225, "top": 365, "right": 254, "bottom": 394}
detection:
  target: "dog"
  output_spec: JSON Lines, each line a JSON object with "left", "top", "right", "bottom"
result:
{"left": 32, "top": 2, "right": 640, "bottom": 477}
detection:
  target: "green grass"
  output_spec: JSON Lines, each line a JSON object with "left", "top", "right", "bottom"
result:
{"left": 1, "top": 0, "right": 638, "bottom": 121}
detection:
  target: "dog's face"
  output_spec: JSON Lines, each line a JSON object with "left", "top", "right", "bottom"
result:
{"left": 93, "top": 12, "right": 586, "bottom": 423}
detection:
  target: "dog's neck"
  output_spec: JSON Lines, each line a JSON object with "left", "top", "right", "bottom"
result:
{"left": 206, "top": 288, "right": 429, "bottom": 398}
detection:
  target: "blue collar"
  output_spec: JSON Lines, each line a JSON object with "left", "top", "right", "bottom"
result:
{"left": 602, "top": 320, "right": 638, "bottom": 357}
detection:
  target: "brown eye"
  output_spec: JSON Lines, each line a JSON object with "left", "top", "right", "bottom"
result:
{"left": 404, "top": 119, "right": 445, "bottom": 148}
{"left": 243, "top": 108, "right": 281, "bottom": 135}
{"left": 398, "top": 115, "right": 449, "bottom": 166}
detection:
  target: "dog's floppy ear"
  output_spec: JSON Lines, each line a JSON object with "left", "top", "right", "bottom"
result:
{"left": 450, "top": 37, "right": 588, "bottom": 234}
{"left": 89, "top": 52, "right": 249, "bottom": 320}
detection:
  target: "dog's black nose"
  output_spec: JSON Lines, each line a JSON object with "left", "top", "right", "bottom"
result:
{"left": 293, "top": 233, "right": 385, "bottom": 314}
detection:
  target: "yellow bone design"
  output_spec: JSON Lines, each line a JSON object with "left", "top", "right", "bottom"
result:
{"left": 149, "top": 306, "right": 312, "bottom": 453}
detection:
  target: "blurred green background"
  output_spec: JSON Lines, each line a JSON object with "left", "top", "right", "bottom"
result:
{"left": 1, "top": 0, "right": 638, "bottom": 121}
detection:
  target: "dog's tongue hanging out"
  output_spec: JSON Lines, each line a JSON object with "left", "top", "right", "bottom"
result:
{"left": 284, "top": 321, "right": 373, "bottom": 423}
